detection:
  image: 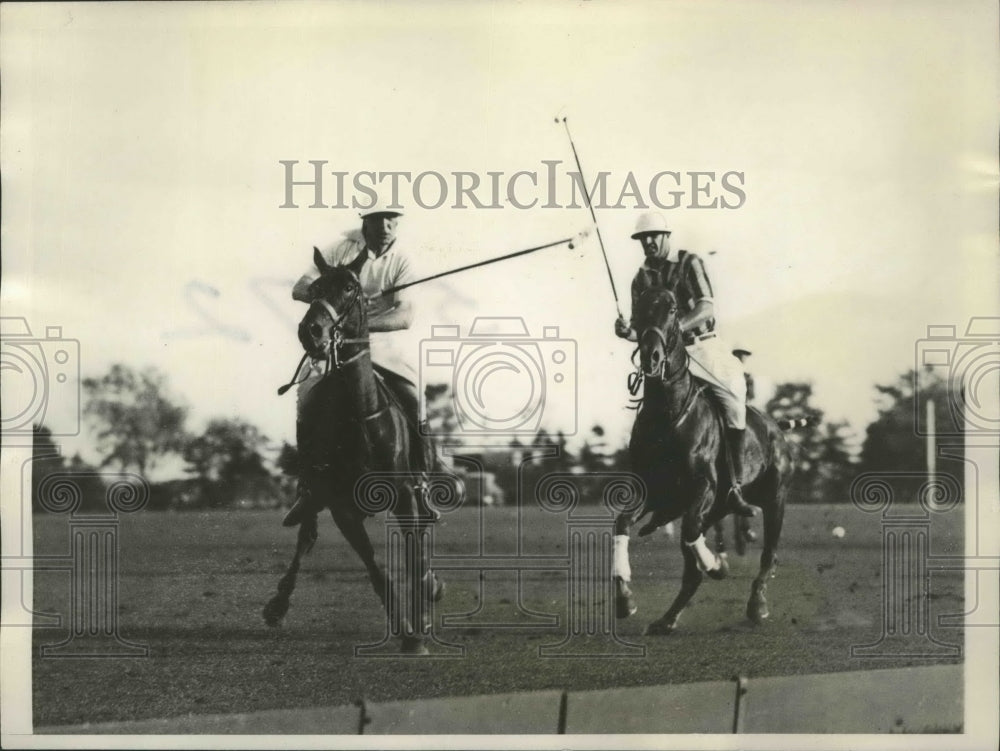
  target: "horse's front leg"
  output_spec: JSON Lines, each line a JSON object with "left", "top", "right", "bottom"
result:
{"left": 263, "top": 513, "right": 319, "bottom": 627}
{"left": 646, "top": 541, "right": 701, "bottom": 635}
{"left": 613, "top": 509, "right": 640, "bottom": 618}
{"left": 645, "top": 481, "right": 717, "bottom": 636}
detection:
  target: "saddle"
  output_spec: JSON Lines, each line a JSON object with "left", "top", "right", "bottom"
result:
{"left": 370, "top": 369, "right": 438, "bottom": 476}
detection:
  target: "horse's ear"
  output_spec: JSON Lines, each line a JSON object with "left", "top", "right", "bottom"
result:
{"left": 313, "top": 247, "right": 332, "bottom": 274}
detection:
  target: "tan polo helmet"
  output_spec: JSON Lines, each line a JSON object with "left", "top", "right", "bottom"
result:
{"left": 359, "top": 198, "right": 404, "bottom": 219}
{"left": 631, "top": 211, "right": 671, "bottom": 239}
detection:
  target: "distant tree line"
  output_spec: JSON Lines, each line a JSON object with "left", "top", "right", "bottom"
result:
{"left": 426, "top": 370, "right": 962, "bottom": 505}
{"left": 30, "top": 363, "right": 963, "bottom": 512}
{"left": 31, "top": 364, "right": 290, "bottom": 512}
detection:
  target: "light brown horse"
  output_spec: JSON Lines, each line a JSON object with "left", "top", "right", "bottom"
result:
{"left": 614, "top": 286, "right": 796, "bottom": 634}
{"left": 263, "top": 249, "right": 440, "bottom": 654}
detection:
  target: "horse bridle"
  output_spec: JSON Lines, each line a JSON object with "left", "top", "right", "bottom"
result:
{"left": 631, "top": 316, "right": 688, "bottom": 386}
{"left": 276, "top": 281, "right": 369, "bottom": 395}
{"left": 627, "top": 319, "right": 703, "bottom": 428}
{"left": 308, "top": 284, "right": 370, "bottom": 368}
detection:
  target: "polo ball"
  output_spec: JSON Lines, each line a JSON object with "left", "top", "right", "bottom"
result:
{"left": 831, "top": 526, "right": 846, "bottom": 538}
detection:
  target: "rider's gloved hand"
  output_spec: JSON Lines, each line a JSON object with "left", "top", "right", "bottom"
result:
{"left": 614, "top": 316, "right": 633, "bottom": 339}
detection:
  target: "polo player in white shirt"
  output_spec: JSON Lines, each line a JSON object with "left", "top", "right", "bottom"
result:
{"left": 283, "top": 201, "right": 427, "bottom": 527}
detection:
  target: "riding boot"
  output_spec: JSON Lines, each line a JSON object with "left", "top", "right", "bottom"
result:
{"left": 419, "top": 420, "right": 441, "bottom": 474}
{"left": 282, "top": 477, "right": 318, "bottom": 527}
{"left": 727, "top": 427, "right": 757, "bottom": 518}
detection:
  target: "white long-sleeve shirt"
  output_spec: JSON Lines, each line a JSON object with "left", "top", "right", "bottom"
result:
{"left": 293, "top": 229, "right": 418, "bottom": 382}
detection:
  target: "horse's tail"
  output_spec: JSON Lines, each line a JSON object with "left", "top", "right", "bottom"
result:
{"left": 776, "top": 416, "right": 818, "bottom": 431}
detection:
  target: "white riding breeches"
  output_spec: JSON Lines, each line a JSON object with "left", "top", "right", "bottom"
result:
{"left": 685, "top": 335, "right": 747, "bottom": 430}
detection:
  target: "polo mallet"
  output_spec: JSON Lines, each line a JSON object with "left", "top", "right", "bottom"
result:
{"left": 279, "top": 232, "right": 589, "bottom": 395}
{"left": 381, "top": 231, "right": 589, "bottom": 296}
{"left": 555, "top": 116, "right": 623, "bottom": 320}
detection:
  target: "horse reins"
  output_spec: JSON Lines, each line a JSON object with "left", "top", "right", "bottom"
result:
{"left": 629, "top": 319, "right": 687, "bottom": 392}
{"left": 276, "top": 285, "right": 369, "bottom": 396}
{"left": 627, "top": 320, "right": 703, "bottom": 428}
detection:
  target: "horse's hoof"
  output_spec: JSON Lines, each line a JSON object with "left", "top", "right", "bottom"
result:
{"left": 401, "top": 636, "right": 429, "bottom": 655}
{"left": 734, "top": 540, "right": 747, "bottom": 557}
{"left": 614, "top": 578, "right": 638, "bottom": 619}
{"left": 706, "top": 553, "right": 729, "bottom": 580}
{"left": 431, "top": 576, "right": 446, "bottom": 603}
{"left": 262, "top": 598, "right": 287, "bottom": 627}
{"left": 644, "top": 619, "right": 677, "bottom": 636}
{"left": 616, "top": 597, "right": 638, "bottom": 619}
{"left": 746, "top": 596, "right": 770, "bottom": 624}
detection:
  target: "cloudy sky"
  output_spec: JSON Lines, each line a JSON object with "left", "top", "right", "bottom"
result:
{"left": 3, "top": 1, "right": 997, "bottom": 468}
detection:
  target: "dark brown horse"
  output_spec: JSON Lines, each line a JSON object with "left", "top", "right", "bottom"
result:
{"left": 263, "top": 248, "right": 440, "bottom": 654}
{"left": 613, "top": 285, "right": 795, "bottom": 634}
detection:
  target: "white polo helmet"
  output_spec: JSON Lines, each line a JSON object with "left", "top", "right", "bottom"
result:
{"left": 631, "top": 211, "right": 671, "bottom": 239}
{"left": 359, "top": 198, "right": 404, "bottom": 219}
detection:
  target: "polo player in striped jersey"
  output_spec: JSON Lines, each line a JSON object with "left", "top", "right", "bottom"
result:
{"left": 614, "top": 211, "right": 756, "bottom": 518}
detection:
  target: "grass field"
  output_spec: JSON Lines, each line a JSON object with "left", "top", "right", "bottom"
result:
{"left": 31, "top": 502, "right": 964, "bottom": 728}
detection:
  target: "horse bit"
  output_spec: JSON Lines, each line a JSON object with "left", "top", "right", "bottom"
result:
{"left": 276, "top": 285, "right": 368, "bottom": 396}
{"left": 627, "top": 321, "right": 687, "bottom": 396}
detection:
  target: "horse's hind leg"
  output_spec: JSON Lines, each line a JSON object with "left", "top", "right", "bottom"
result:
{"left": 332, "top": 506, "right": 427, "bottom": 653}
{"left": 330, "top": 509, "right": 389, "bottom": 606}
{"left": 613, "top": 510, "right": 639, "bottom": 618}
{"left": 713, "top": 520, "right": 726, "bottom": 556}
{"left": 747, "top": 467, "right": 785, "bottom": 624}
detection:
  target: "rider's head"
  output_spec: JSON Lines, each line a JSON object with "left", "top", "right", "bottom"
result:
{"left": 360, "top": 200, "right": 403, "bottom": 255}
{"left": 631, "top": 212, "right": 671, "bottom": 262}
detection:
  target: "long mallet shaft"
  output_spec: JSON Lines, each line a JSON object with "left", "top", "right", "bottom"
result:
{"left": 381, "top": 233, "right": 585, "bottom": 296}
{"left": 557, "top": 116, "right": 623, "bottom": 319}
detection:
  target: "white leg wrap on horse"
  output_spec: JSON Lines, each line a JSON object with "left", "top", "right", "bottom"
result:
{"left": 686, "top": 534, "right": 720, "bottom": 572}
{"left": 613, "top": 535, "right": 632, "bottom": 582}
